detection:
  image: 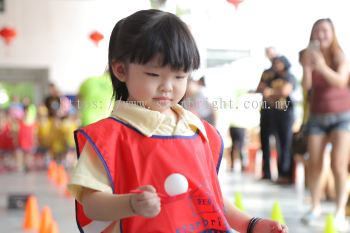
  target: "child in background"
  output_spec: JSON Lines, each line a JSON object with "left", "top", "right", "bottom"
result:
{"left": 68, "top": 9, "right": 288, "bottom": 233}
{"left": 61, "top": 107, "right": 79, "bottom": 168}
{"left": 36, "top": 105, "right": 50, "bottom": 168}
{"left": 0, "top": 109, "right": 16, "bottom": 172}
{"left": 17, "top": 97, "right": 37, "bottom": 172}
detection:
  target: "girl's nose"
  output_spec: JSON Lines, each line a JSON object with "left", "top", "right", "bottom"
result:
{"left": 160, "top": 79, "right": 173, "bottom": 92}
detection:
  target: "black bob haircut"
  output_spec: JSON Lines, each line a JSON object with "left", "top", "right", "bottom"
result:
{"left": 108, "top": 9, "right": 200, "bottom": 101}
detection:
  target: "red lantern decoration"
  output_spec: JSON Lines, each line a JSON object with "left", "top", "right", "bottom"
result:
{"left": 0, "top": 27, "right": 17, "bottom": 45}
{"left": 89, "top": 31, "right": 104, "bottom": 46}
{"left": 227, "top": 0, "right": 244, "bottom": 9}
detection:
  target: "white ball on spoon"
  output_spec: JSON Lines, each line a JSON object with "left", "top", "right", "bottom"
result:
{"left": 164, "top": 173, "right": 189, "bottom": 196}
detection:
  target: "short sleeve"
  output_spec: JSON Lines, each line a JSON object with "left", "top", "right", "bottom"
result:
{"left": 67, "top": 142, "right": 112, "bottom": 203}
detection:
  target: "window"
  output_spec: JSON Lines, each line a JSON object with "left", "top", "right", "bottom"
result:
{"left": 0, "top": 0, "right": 4, "bottom": 12}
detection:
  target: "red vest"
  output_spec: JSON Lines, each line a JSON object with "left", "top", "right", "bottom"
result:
{"left": 0, "top": 123, "right": 15, "bottom": 151}
{"left": 74, "top": 117, "right": 229, "bottom": 233}
{"left": 18, "top": 120, "right": 35, "bottom": 151}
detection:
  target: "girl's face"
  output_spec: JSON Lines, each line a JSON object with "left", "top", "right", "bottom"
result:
{"left": 312, "top": 21, "right": 334, "bottom": 49}
{"left": 116, "top": 57, "right": 189, "bottom": 116}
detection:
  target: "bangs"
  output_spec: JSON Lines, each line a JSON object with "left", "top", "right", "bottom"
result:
{"left": 128, "top": 13, "right": 200, "bottom": 72}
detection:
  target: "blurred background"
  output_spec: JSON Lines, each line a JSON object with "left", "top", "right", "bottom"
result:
{"left": 1, "top": 0, "right": 350, "bottom": 132}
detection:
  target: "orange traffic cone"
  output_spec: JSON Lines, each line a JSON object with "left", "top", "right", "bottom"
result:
{"left": 39, "top": 206, "right": 52, "bottom": 233}
{"left": 48, "top": 220, "right": 59, "bottom": 233}
{"left": 47, "top": 161, "right": 57, "bottom": 182}
{"left": 23, "top": 195, "right": 40, "bottom": 231}
{"left": 247, "top": 146, "right": 258, "bottom": 173}
{"left": 55, "top": 165, "right": 68, "bottom": 187}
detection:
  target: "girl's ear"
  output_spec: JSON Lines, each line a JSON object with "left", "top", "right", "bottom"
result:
{"left": 111, "top": 62, "right": 127, "bottom": 82}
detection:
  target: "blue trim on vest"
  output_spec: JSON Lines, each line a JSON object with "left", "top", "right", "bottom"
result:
{"left": 216, "top": 129, "right": 224, "bottom": 174}
{"left": 76, "top": 129, "right": 116, "bottom": 193}
{"left": 75, "top": 201, "right": 85, "bottom": 233}
{"left": 108, "top": 117, "right": 143, "bottom": 134}
{"left": 120, "top": 219, "right": 123, "bottom": 233}
{"left": 108, "top": 116, "right": 199, "bottom": 139}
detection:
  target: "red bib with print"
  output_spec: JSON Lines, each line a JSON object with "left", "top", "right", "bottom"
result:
{"left": 74, "top": 117, "right": 230, "bottom": 233}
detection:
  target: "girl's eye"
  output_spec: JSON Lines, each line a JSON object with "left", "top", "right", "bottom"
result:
{"left": 176, "top": 76, "right": 186, "bottom": 79}
{"left": 145, "top": 72, "right": 159, "bottom": 77}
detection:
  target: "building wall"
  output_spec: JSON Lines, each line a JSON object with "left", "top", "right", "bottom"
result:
{"left": 0, "top": 0, "right": 150, "bottom": 94}
{"left": 0, "top": 0, "right": 349, "bottom": 95}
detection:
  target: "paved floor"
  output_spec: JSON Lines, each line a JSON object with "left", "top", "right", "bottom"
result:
{"left": 0, "top": 161, "right": 346, "bottom": 233}
{"left": 218, "top": 159, "right": 347, "bottom": 233}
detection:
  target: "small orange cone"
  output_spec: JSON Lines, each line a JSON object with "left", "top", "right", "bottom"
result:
{"left": 48, "top": 220, "right": 59, "bottom": 233}
{"left": 47, "top": 161, "right": 57, "bottom": 181}
{"left": 247, "top": 146, "right": 258, "bottom": 173}
{"left": 23, "top": 195, "right": 40, "bottom": 231}
{"left": 55, "top": 165, "right": 68, "bottom": 187}
{"left": 39, "top": 206, "right": 52, "bottom": 233}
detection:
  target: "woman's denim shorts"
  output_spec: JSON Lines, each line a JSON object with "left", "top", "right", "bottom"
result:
{"left": 305, "top": 110, "right": 350, "bottom": 135}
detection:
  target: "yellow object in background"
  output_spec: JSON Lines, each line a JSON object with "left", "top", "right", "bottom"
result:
{"left": 323, "top": 214, "right": 338, "bottom": 233}
{"left": 271, "top": 201, "right": 285, "bottom": 224}
{"left": 234, "top": 192, "right": 245, "bottom": 211}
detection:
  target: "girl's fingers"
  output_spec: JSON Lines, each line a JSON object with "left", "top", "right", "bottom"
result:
{"left": 137, "top": 195, "right": 161, "bottom": 206}
{"left": 271, "top": 223, "right": 287, "bottom": 233}
{"left": 278, "top": 224, "right": 288, "bottom": 233}
{"left": 135, "top": 191, "right": 158, "bottom": 201}
{"left": 282, "top": 224, "right": 288, "bottom": 232}
{"left": 138, "top": 185, "right": 156, "bottom": 193}
{"left": 131, "top": 185, "right": 157, "bottom": 200}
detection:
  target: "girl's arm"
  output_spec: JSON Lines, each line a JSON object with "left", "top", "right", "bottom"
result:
{"left": 313, "top": 51, "right": 349, "bottom": 88}
{"left": 256, "top": 81, "right": 268, "bottom": 94}
{"left": 256, "top": 70, "right": 274, "bottom": 94}
{"left": 300, "top": 48, "right": 316, "bottom": 91}
{"left": 224, "top": 197, "right": 250, "bottom": 232}
{"left": 81, "top": 189, "right": 134, "bottom": 221}
{"left": 81, "top": 185, "right": 161, "bottom": 222}
{"left": 302, "top": 66, "right": 313, "bottom": 91}
{"left": 224, "top": 198, "right": 288, "bottom": 233}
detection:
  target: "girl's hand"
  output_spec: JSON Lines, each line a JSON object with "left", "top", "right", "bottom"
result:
{"left": 305, "top": 48, "right": 326, "bottom": 71}
{"left": 129, "top": 185, "right": 161, "bottom": 218}
{"left": 253, "top": 219, "right": 288, "bottom": 233}
{"left": 311, "top": 51, "right": 327, "bottom": 72}
{"left": 301, "top": 49, "right": 314, "bottom": 68}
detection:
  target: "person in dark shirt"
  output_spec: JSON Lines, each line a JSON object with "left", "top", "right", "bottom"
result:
{"left": 256, "top": 53, "right": 296, "bottom": 182}
{"left": 44, "top": 83, "right": 61, "bottom": 118}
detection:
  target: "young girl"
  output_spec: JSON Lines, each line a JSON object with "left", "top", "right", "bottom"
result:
{"left": 68, "top": 9, "right": 288, "bottom": 233}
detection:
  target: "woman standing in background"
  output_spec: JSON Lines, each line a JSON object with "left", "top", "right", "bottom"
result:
{"left": 300, "top": 18, "right": 350, "bottom": 231}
